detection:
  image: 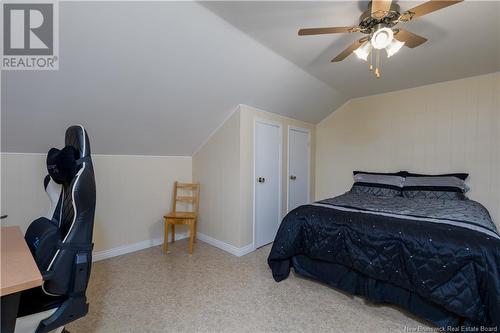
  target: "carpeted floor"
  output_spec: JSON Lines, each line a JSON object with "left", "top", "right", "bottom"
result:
{"left": 67, "top": 239, "right": 431, "bottom": 332}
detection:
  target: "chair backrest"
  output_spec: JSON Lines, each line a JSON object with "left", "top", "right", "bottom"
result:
{"left": 172, "top": 182, "right": 200, "bottom": 215}
{"left": 45, "top": 125, "right": 96, "bottom": 295}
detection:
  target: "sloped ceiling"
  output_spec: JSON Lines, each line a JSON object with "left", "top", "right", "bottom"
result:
{"left": 203, "top": 1, "right": 500, "bottom": 98}
{"left": 2, "top": 1, "right": 499, "bottom": 156}
{"left": 1, "top": 2, "right": 344, "bottom": 155}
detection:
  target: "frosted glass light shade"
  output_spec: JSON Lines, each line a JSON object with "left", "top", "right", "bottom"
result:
{"left": 354, "top": 41, "right": 372, "bottom": 61}
{"left": 386, "top": 39, "right": 405, "bottom": 58}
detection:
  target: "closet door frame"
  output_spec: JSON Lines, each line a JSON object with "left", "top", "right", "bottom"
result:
{"left": 253, "top": 117, "right": 283, "bottom": 249}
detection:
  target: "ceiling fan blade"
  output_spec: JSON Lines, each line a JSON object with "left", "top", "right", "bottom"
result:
{"left": 394, "top": 29, "right": 428, "bottom": 48}
{"left": 298, "top": 26, "right": 357, "bottom": 36}
{"left": 331, "top": 38, "right": 366, "bottom": 62}
{"left": 402, "top": 0, "right": 463, "bottom": 20}
{"left": 371, "top": 0, "right": 393, "bottom": 19}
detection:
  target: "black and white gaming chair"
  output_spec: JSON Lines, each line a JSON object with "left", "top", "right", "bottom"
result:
{"left": 15, "top": 125, "right": 96, "bottom": 333}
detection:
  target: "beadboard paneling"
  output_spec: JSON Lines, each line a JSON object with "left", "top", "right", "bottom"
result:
{"left": 316, "top": 73, "right": 500, "bottom": 227}
{"left": 1, "top": 153, "right": 192, "bottom": 252}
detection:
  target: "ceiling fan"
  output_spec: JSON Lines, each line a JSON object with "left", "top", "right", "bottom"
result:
{"left": 298, "top": 0, "right": 463, "bottom": 78}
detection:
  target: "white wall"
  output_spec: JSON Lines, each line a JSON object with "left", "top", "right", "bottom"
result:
{"left": 316, "top": 73, "right": 500, "bottom": 227}
{"left": 192, "top": 109, "right": 242, "bottom": 247}
{"left": 0, "top": 153, "right": 192, "bottom": 253}
{"left": 5, "top": 71, "right": 497, "bottom": 258}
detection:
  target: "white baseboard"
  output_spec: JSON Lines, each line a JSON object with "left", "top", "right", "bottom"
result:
{"left": 92, "top": 232, "right": 188, "bottom": 262}
{"left": 196, "top": 232, "right": 255, "bottom": 257}
{"left": 92, "top": 232, "right": 254, "bottom": 261}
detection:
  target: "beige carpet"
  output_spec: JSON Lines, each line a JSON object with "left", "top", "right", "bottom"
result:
{"left": 67, "top": 239, "right": 431, "bottom": 332}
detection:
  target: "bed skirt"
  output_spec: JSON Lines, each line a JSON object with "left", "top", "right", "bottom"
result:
{"left": 291, "top": 255, "right": 464, "bottom": 329}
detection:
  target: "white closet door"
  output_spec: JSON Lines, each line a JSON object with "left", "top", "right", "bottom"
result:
{"left": 288, "top": 127, "right": 310, "bottom": 212}
{"left": 254, "top": 120, "right": 281, "bottom": 248}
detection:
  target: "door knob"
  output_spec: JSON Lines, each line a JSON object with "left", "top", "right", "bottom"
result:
{"left": 257, "top": 177, "right": 265, "bottom": 183}
{"left": 290, "top": 175, "right": 297, "bottom": 180}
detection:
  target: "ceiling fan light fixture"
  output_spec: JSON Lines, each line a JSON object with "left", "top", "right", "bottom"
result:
{"left": 371, "top": 26, "right": 394, "bottom": 50}
{"left": 386, "top": 39, "right": 405, "bottom": 57}
{"left": 297, "top": 1, "right": 464, "bottom": 76}
{"left": 354, "top": 41, "right": 372, "bottom": 61}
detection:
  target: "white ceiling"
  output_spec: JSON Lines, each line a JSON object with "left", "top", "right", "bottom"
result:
{"left": 1, "top": 2, "right": 343, "bottom": 155}
{"left": 2, "top": 1, "right": 499, "bottom": 156}
{"left": 203, "top": 1, "right": 500, "bottom": 98}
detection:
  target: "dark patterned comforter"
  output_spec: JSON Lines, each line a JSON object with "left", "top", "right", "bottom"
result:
{"left": 318, "top": 193, "right": 498, "bottom": 239}
{"left": 268, "top": 192, "right": 500, "bottom": 328}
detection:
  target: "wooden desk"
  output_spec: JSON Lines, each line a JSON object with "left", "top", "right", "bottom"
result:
{"left": 1, "top": 226, "right": 43, "bottom": 333}
{"left": 1, "top": 226, "right": 43, "bottom": 296}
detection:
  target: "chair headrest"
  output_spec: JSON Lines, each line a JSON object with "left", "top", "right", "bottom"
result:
{"left": 65, "top": 125, "right": 90, "bottom": 158}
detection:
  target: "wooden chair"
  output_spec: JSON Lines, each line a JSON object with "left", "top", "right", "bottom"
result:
{"left": 163, "top": 182, "right": 200, "bottom": 254}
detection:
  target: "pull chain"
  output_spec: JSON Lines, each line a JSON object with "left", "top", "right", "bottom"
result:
{"left": 375, "top": 49, "right": 381, "bottom": 78}
{"left": 369, "top": 48, "right": 374, "bottom": 72}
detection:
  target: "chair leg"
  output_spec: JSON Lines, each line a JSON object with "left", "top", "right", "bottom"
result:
{"left": 163, "top": 220, "right": 168, "bottom": 252}
{"left": 193, "top": 220, "right": 197, "bottom": 242}
{"left": 188, "top": 222, "right": 195, "bottom": 254}
{"left": 171, "top": 223, "right": 176, "bottom": 243}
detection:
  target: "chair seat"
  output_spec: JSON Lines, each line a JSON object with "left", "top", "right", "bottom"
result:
{"left": 164, "top": 212, "right": 197, "bottom": 220}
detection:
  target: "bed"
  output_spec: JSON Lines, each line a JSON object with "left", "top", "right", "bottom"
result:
{"left": 268, "top": 181, "right": 500, "bottom": 329}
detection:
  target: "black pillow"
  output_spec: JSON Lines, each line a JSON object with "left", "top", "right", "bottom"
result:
{"left": 46, "top": 146, "right": 80, "bottom": 185}
{"left": 402, "top": 171, "right": 469, "bottom": 181}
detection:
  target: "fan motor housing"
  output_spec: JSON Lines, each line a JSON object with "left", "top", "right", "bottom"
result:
{"left": 358, "top": 3, "right": 401, "bottom": 33}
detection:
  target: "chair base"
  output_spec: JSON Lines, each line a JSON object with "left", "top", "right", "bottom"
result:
{"left": 15, "top": 309, "right": 63, "bottom": 333}
{"left": 36, "top": 296, "right": 88, "bottom": 333}
{"left": 163, "top": 218, "right": 197, "bottom": 254}
{"left": 16, "top": 295, "right": 88, "bottom": 333}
